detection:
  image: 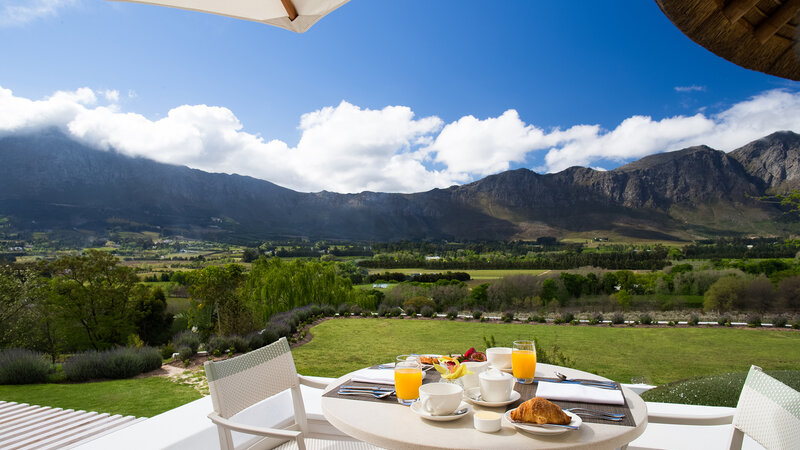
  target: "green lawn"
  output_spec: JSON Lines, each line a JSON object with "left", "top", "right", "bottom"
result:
{"left": 292, "top": 319, "right": 800, "bottom": 385}
{"left": 0, "top": 377, "right": 202, "bottom": 418}
{"left": 641, "top": 370, "right": 800, "bottom": 407}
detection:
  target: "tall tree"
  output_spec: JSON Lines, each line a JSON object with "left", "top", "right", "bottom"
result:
{"left": 48, "top": 250, "right": 139, "bottom": 350}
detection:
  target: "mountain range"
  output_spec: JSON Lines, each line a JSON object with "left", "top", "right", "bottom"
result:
{"left": 1, "top": 129, "right": 799, "bottom": 242}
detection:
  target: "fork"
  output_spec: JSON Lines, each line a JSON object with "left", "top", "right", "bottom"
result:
{"left": 554, "top": 372, "right": 618, "bottom": 389}
{"left": 564, "top": 407, "right": 625, "bottom": 420}
{"left": 338, "top": 389, "right": 395, "bottom": 399}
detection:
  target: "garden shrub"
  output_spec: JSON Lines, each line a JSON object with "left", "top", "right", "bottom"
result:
{"left": 376, "top": 304, "right": 390, "bottom": 317}
{"left": 771, "top": 316, "right": 788, "bottom": 328}
{"left": 536, "top": 315, "right": 547, "bottom": 323}
{"left": 309, "top": 304, "right": 322, "bottom": 318}
{"left": 446, "top": 307, "right": 459, "bottom": 320}
{"left": 268, "top": 321, "right": 291, "bottom": 338}
{"left": 589, "top": 313, "right": 603, "bottom": 325}
{"left": 361, "top": 310, "right": 371, "bottom": 317}
{"left": 570, "top": 319, "right": 580, "bottom": 325}
{"left": 420, "top": 305, "right": 436, "bottom": 318}
{"left": 746, "top": 314, "right": 762, "bottom": 328}
{"left": 160, "top": 342, "right": 175, "bottom": 360}
{"left": 502, "top": 311, "right": 514, "bottom": 323}
{"left": 321, "top": 304, "right": 337, "bottom": 317}
{"left": 404, "top": 296, "right": 436, "bottom": 311}
{"left": 0, "top": 349, "right": 51, "bottom": 385}
{"left": 229, "top": 335, "right": 248, "bottom": 354}
{"left": 611, "top": 312, "right": 625, "bottom": 325}
{"left": 261, "top": 328, "right": 279, "bottom": 345}
{"left": 793, "top": 319, "right": 800, "bottom": 329}
{"left": 246, "top": 332, "right": 265, "bottom": 350}
{"left": 63, "top": 347, "right": 162, "bottom": 381}
{"left": 687, "top": 314, "right": 700, "bottom": 326}
{"left": 561, "top": 312, "right": 575, "bottom": 323}
{"left": 389, "top": 307, "right": 402, "bottom": 317}
{"left": 350, "top": 305, "right": 363, "bottom": 316}
{"left": 717, "top": 316, "right": 731, "bottom": 326}
{"left": 207, "top": 336, "right": 230, "bottom": 355}
{"left": 472, "top": 310, "right": 483, "bottom": 320}
{"left": 178, "top": 346, "right": 193, "bottom": 362}
{"left": 337, "top": 303, "right": 351, "bottom": 317}
{"left": 173, "top": 331, "right": 200, "bottom": 354}
{"left": 404, "top": 306, "right": 417, "bottom": 317}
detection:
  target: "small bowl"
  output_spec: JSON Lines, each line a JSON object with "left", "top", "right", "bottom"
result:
{"left": 473, "top": 410, "right": 502, "bottom": 433}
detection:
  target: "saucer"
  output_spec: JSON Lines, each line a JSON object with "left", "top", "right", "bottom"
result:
{"left": 503, "top": 409, "right": 582, "bottom": 435}
{"left": 487, "top": 364, "right": 513, "bottom": 373}
{"left": 410, "top": 401, "right": 470, "bottom": 421}
{"left": 463, "top": 387, "right": 521, "bottom": 407}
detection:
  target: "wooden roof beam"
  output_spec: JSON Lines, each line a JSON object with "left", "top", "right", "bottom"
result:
{"left": 723, "top": 0, "right": 760, "bottom": 23}
{"left": 754, "top": 0, "right": 800, "bottom": 43}
{"left": 280, "top": 0, "right": 298, "bottom": 21}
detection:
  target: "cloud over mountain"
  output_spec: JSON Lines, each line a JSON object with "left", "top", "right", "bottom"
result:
{"left": 1, "top": 85, "right": 799, "bottom": 193}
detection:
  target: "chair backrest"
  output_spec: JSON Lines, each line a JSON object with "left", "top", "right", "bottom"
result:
{"left": 205, "top": 337, "right": 301, "bottom": 419}
{"left": 730, "top": 365, "right": 800, "bottom": 450}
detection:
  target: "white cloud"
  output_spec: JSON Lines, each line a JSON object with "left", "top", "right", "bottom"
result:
{"left": 0, "top": 0, "right": 78, "bottom": 27}
{"left": 675, "top": 85, "right": 706, "bottom": 93}
{"left": 1, "top": 86, "right": 799, "bottom": 193}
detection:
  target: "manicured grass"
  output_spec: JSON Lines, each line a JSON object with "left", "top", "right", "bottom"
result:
{"left": 642, "top": 370, "right": 800, "bottom": 407}
{"left": 292, "top": 318, "right": 800, "bottom": 385}
{"left": 0, "top": 377, "right": 202, "bottom": 418}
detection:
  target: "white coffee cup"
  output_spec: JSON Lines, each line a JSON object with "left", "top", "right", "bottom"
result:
{"left": 460, "top": 361, "right": 489, "bottom": 390}
{"left": 419, "top": 382, "right": 463, "bottom": 416}
{"left": 486, "top": 347, "right": 512, "bottom": 369}
{"left": 479, "top": 369, "right": 514, "bottom": 403}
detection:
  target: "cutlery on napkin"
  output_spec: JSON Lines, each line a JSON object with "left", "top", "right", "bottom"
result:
{"left": 536, "top": 380, "right": 625, "bottom": 405}
{"left": 349, "top": 368, "right": 426, "bottom": 385}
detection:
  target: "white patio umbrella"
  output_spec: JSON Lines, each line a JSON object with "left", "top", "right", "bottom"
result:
{"left": 108, "top": 0, "right": 350, "bottom": 33}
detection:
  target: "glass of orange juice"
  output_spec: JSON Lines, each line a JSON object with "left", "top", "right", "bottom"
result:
{"left": 394, "top": 355, "right": 423, "bottom": 405}
{"left": 512, "top": 340, "right": 536, "bottom": 384}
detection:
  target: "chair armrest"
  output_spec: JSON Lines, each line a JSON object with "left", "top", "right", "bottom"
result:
{"left": 298, "top": 375, "right": 331, "bottom": 389}
{"left": 207, "top": 412, "right": 302, "bottom": 439}
{"left": 647, "top": 405, "right": 734, "bottom": 426}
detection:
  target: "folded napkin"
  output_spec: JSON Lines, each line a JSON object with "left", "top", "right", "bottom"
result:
{"left": 349, "top": 368, "right": 426, "bottom": 385}
{"left": 536, "top": 381, "right": 625, "bottom": 405}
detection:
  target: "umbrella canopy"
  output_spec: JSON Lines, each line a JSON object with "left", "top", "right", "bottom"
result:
{"left": 109, "top": 0, "right": 350, "bottom": 33}
{"left": 655, "top": 0, "right": 800, "bottom": 81}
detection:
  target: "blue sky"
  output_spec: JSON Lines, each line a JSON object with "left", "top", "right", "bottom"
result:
{"left": 1, "top": 0, "right": 799, "bottom": 193}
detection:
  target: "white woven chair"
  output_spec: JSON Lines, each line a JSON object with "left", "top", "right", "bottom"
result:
{"left": 205, "top": 337, "right": 377, "bottom": 450}
{"left": 641, "top": 365, "right": 799, "bottom": 450}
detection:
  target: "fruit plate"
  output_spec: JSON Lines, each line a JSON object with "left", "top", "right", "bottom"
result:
{"left": 503, "top": 409, "right": 582, "bottom": 435}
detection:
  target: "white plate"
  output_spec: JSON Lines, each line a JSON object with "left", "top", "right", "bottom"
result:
{"left": 504, "top": 409, "right": 582, "bottom": 435}
{"left": 463, "top": 387, "right": 521, "bottom": 407}
{"left": 410, "top": 401, "right": 470, "bottom": 422}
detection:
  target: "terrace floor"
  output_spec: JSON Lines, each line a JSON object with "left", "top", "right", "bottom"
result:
{"left": 0, "top": 377, "right": 765, "bottom": 450}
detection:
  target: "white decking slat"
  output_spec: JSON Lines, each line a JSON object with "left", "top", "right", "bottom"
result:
{"left": 0, "top": 408, "right": 73, "bottom": 434}
{"left": 38, "top": 415, "right": 140, "bottom": 450}
{"left": 9, "top": 412, "right": 108, "bottom": 449}
{"left": 0, "top": 402, "right": 144, "bottom": 450}
{"left": 20, "top": 414, "right": 125, "bottom": 450}
{"left": 0, "top": 409, "right": 87, "bottom": 443}
{"left": 62, "top": 417, "right": 147, "bottom": 449}
{"left": 0, "top": 411, "right": 100, "bottom": 448}
{"left": 0, "top": 402, "right": 33, "bottom": 419}
{"left": 0, "top": 404, "right": 49, "bottom": 423}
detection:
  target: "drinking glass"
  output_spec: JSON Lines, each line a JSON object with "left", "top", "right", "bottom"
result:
{"left": 394, "top": 355, "right": 423, "bottom": 405}
{"left": 512, "top": 340, "right": 536, "bottom": 384}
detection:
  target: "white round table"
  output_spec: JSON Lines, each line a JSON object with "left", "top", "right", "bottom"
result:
{"left": 321, "top": 363, "right": 648, "bottom": 449}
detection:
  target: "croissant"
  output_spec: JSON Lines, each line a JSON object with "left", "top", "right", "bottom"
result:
{"left": 510, "top": 397, "right": 571, "bottom": 425}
